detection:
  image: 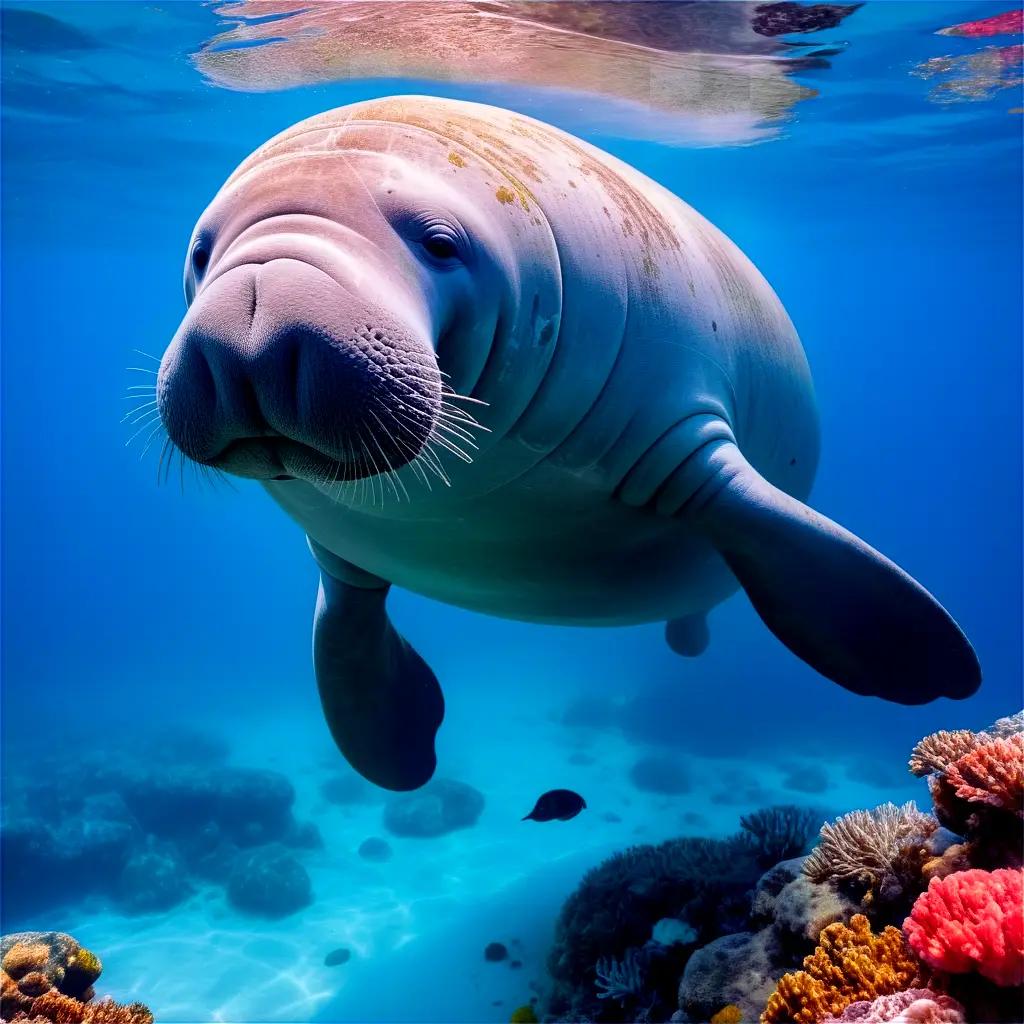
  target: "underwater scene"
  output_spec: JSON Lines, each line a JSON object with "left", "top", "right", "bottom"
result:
{"left": 1, "top": 2, "right": 1022, "bottom": 1023}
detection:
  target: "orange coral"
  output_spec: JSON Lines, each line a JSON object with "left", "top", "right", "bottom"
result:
{"left": 3, "top": 969, "right": 35, "bottom": 1017}
{"left": 6, "top": 993, "right": 153, "bottom": 1024}
{"left": 27, "top": 990, "right": 87, "bottom": 1024}
{"left": 1, "top": 934, "right": 151, "bottom": 1024}
{"left": 943, "top": 735, "right": 1023, "bottom": 816}
{"left": 761, "top": 915, "right": 918, "bottom": 1024}
{"left": 712, "top": 1005, "right": 745, "bottom": 1024}
{"left": 2, "top": 944, "right": 51, "bottom": 981}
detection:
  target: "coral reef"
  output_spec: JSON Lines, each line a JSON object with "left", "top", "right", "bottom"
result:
{"left": 679, "top": 928, "right": 789, "bottom": 1023}
{"left": 0, "top": 734, "right": 321, "bottom": 923}
{"left": 820, "top": 989, "right": 965, "bottom": 1022}
{"left": 226, "top": 844, "right": 312, "bottom": 918}
{"left": 907, "top": 731, "right": 981, "bottom": 778}
{"left": 916, "top": 722, "right": 1024, "bottom": 867}
{"left": 943, "top": 736, "right": 1023, "bottom": 816}
{"left": 761, "top": 915, "right": 918, "bottom": 1023}
{"left": 903, "top": 868, "right": 1023, "bottom": 986}
{"left": 595, "top": 948, "right": 647, "bottom": 1004}
{"left": 382, "top": 778, "right": 484, "bottom": 838}
{"left": 115, "top": 846, "right": 191, "bottom": 914}
{"left": 987, "top": 711, "right": 1024, "bottom": 739}
{"left": 1, "top": 933, "right": 151, "bottom": 1024}
{"left": 547, "top": 831, "right": 761, "bottom": 1020}
{"left": 741, "top": 806, "right": 824, "bottom": 869}
{"left": 1, "top": 933, "right": 102, "bottom": 1011}
{"left": 802, "top": 804, "right": 938, "bottom": 916}
{"left": 538, "top": 711, "right": 1024, "bottom": 1024}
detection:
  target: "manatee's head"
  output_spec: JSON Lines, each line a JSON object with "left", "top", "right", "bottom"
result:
{"left": 157, "top": 112, "right": 527, "bottom": 496}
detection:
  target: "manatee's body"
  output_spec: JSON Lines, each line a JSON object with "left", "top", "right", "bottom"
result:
{"left": 254, "top": 97, "right": 815, "bottom": 625}
{"left": 158, "top": 97, "right": 979, "bottom": 791}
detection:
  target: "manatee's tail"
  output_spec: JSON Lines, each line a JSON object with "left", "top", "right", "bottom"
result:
{"left": 684, "top": 441, "right": 981, "bottom": 705}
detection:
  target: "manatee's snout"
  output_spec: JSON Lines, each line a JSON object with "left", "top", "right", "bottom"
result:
{"left": 159, "top": 258, "right": 441, "bottom": 484}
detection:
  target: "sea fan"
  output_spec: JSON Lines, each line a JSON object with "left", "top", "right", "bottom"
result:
{"left": 595, "top": 947, "right": 647, "bottom": 1003}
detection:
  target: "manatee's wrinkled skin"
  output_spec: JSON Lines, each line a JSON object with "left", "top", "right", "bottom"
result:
{"left": 159, "top": 97, "right": 979, "bottom": 789}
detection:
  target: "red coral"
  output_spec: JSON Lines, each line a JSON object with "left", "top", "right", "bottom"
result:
{"left": 944, "top": 735, "right": 1023, "bottom": 816}
{"left": 938, "top": 10, "right": 1023, "bottom": 38}
{"left": 903, "top": 868, "right": 1024, "bottom": 986}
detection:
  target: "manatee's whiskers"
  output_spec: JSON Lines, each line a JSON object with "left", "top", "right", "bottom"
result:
{"left": 140, "top": 422, "right": 164, "bottom": 459}
{"left": 122, "top": 399, "right": 158, "bottom": 423}
{"left": 125, "top": 411, "right": 163, "bottom": 448}
{"left": 366, "top": 423, "right": 408, "bottom": 504}
{"left": 369, "top": 405, "right": 426, "bottom": 495}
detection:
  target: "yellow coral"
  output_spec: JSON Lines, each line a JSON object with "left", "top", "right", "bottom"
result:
{"left": 2, "top": 943, "right": 50, "bottom": 980}
{"left": 66, "top": 949, "right": 100, "bottom": 981}
{"left": 711, "top": 1005, "right": 745, "bottom": 1024}
{"left": 761, "top": 914, "right": 917, "bottom": 1024}
{"left": 509, "top": 1005, "right": 538, "bottom": 1023}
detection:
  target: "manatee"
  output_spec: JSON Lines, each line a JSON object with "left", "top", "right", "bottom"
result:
{"left": 156, "top": 96, "right": 981, "bottom": 791}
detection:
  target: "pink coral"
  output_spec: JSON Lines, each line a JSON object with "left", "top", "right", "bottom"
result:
{"left": 822, "top": 989, "right": 965, "bottom": 1022}
{"left": 903, "top": 868, "right": 1024, "bottom": 986}
{"left": 943, "top": 735, "right": 1023, "bottom": 816}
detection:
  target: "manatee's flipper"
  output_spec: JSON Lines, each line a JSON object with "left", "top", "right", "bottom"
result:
{"left": 684, "top": 443, "right": 980, "bottom": 705}
{"left": 665, "top": 614, "right": 710, "bottom": 657}
{"left": 309, "top": 539, "right": 443, "bottom": 791}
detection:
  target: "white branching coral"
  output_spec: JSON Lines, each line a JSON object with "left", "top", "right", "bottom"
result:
{"left": 908, "top": 729, "right": 985, "bottom": 777}
{"left": 987, "top": 710, "right": 1024, "bottom": 739}
{"left": 803, "top": 802, "right": 938, "bottom": 887}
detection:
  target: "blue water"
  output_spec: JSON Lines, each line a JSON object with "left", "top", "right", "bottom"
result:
{"left": 1, "top": 3, "right": 1021, "bottom": 1022}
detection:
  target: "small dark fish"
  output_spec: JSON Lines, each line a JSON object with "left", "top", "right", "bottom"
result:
{"left": 522, "top": 789, "right": 587, "bottom": 822}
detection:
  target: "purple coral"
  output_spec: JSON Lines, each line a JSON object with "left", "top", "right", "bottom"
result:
{"left": 821, "top": 989, "right": 965, "bottom": 1022}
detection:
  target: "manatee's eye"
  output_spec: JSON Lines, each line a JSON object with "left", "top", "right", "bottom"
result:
{"left": 423, "top": 231, "right": 459, "bottom": 262}
{"left": 191, "top": 241, "right": 210, "bottom": 276}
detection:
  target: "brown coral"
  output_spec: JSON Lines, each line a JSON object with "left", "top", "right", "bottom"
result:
{"left": 0, "top": 934, "right": 101, "bottom": 1003}
{"left": 2, "top": 944, "right": 51, "bottom": 981}
{"left": 943, "top": 735, "right": 1023, "bottom": 816}
{"left": 907, "top": 731, "right": 983, "bottom": 777}
{"left": 761, "top": 915, "right": 919, "bottom": 1024}
{"left": 0, "top": 934, "right": 148, "bottom": 1024}
{"left": 6, "top": 992, "right": 154, "bottom": 1024}
{"left": 26, "top": 989, "right": 87, "bottom": 1024}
